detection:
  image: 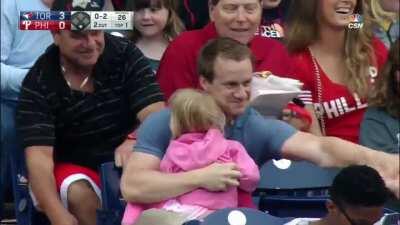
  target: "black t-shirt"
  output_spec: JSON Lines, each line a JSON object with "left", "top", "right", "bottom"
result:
{"left": 16, "top": 33, "right": 164, "bottom": 170}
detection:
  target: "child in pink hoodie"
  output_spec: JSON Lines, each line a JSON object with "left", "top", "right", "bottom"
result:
{"left": 122, "top": 89, "right": 260, "bottom": 225}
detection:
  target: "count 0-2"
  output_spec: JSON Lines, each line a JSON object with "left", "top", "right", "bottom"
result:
{"left": 94, "top": 12, "right": 108, "bottom": 20}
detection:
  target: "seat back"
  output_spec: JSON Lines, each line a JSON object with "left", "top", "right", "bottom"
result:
{"left": 97, "top": 162, "right": 125, "bottom": 225}
{"left": 259, "top": 195, "right": 328, "bottom": 218}
{"left": 8, "top": 145, "right": 30, "bottom": 225}
{"left": 0, "top": 144, "right": 6, "bottom": 221}
{"left": 381, "top": 213, "right": 399, "bottom": 225}
{"left": 259, "top": 160, "right": 338, "bottom": 189}
{"left": 202, "top": 208, "right": 293, "bottom": 225}
{"left": 7, "top": 130, "right": 50, "bottom": 225}
{"left": 256, "top": 159, "right": 338, "bottom": 217}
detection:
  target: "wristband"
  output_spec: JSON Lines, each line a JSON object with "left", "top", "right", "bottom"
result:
{"left": 286, "top": 103, "right": 312, "bottom": 126}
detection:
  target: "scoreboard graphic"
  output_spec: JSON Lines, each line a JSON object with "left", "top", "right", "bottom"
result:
{"left": 19, "top": 11, "right": 133, "bottom": 31}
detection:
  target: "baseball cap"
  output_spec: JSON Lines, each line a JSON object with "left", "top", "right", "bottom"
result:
{"left": 51, "top": 0, "right": 103, "bottom": 11}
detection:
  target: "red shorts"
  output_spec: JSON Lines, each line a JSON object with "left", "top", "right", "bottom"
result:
{"left": 31, "top": 163, "right": 102, "bottom": 209}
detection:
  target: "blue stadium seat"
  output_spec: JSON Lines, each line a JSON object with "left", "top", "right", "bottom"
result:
{"left": 0, "top": 147, "right": 6, "bottom": 221}
{"left": 381, "top": 212, "right": 399, "bottom": 225}
{"left": 255, "top": 159, "right": 339, "bottom": 217}
{"left": 182, "top": 220, "right": 202, "bottom": 225}
{"left": 7, "top": 137, "right": 50, "bottom": 225}
{"left": 9, "top": 146, "right": 30, "bottom": 225}
{"left": 384, "top": 208, "right": 399, "bottom": 214}
{"left": 201, "top": 208, "right": 293, "bottom": 225}
{"left": 97, "top": 161, "right": 126, "bottom": 225}
{"left": 259, "top": 195, "right": 328, "bottom": 217}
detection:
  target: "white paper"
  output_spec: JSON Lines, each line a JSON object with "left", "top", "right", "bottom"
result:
{"left": 250, "top": 74, "right": 304, "bottom": 118}
{"left": 250, "top": 90, "right": 303, "bottom": 117}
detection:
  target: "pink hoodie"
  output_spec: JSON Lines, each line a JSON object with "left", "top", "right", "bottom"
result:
{"left": 160, "top": 129, "right": 260, "bottom": 210}
{"left": 122, "top": 129, "right": 260, "bottom": 224}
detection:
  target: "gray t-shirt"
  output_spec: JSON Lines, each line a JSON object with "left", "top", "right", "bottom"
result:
{"left": 134, "top": 107, "right": 297, "bottom": 166}
{"left": 359, "top": 107, "right": 400, "bottom": 154}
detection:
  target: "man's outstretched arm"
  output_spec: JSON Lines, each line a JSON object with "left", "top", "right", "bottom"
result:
{"left": 281, "top": 131, "right": 399, "bottom": 197}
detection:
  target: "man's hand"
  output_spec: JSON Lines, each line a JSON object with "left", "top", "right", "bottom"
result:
{"left": 282, "top": 109, "right": 311, "bottom": 131}
{"left": 115, "top": 139, "right": 136, "bottom": 168}
{"left": 194, "top": 163, "right": 242, "bottom": 192}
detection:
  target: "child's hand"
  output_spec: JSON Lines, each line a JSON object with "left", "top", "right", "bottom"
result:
{"left": 195, "top": 162, "right": 242, "bottom": 192}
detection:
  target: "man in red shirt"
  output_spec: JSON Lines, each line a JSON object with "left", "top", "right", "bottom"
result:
{"left": 157, "top": 0, "right": 293, "bottom": 99}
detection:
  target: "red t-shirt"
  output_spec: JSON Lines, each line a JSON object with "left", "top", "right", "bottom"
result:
{"left": 156, "top": 22, "right": 294, "bottom": 100}
{"left": 285, "top": 38, "right": 388, "bottom": 143}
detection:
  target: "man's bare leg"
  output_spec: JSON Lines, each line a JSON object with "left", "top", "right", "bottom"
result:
{"left": 67, "top": 180, "right": 101, "bottom": 225}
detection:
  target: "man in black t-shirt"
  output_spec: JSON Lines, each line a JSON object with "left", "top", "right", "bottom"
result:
{"left": 16, "top": 0, "right": 164, "bottom": 224}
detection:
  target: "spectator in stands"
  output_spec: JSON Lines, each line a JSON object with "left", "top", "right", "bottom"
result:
{"left": 360, "top": 39, "right": 399, "bottom": 154}
{"left": 257, "top": 0, "right": 291, "bottom": 39}
{"left": 121, "top": 38, "right": 400, "bottom": 216}
{"left": 156, "top": 0, "right": 294, "bottom": 100}
{"left": 15, "top": 0, "right": 165, "bottom": 224}
{"left": 285, "top": 165, "right": 391, "bottom": 225}
{"left": 0, "top": 0, "right": 53, "bottom": 219}
{"left": 122, "top": 89, "right": 259, "bottom": 225}
{"left": 126, "top": 0, "right": 184, "bottom": 72}
{"left": 103, "top": 0, "right": 115, "bottom": 10}
{"left": 111, "top": 0, "right": 126, "bottom": 10}
{"left": 283, "top": 0, "right": 388, "bottom": 142}
{"left": 178, "top": 0, "right": 209, "bottom": 30}
{"left": 366, "top": 0, "right": 399, "bottom": 48}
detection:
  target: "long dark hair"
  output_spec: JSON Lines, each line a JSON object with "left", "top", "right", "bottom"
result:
{"left": 369, "top": 39, "right": 400, "bottom": 118}
{"left": 285, "top": 0, "right": 375, "bottom": 97}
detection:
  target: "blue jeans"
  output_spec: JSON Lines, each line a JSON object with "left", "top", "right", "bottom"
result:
{"left": 1, "top": 82, "right": 24, "bottom": 220}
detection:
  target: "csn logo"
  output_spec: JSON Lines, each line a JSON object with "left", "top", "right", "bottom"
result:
{"left": 348, "top": 14, "right": 363, "bottom": 29}
{"left": 256, "top": 24, "right": 284, "bottom": 38}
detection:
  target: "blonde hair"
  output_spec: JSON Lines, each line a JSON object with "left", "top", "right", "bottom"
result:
{"left": 126, "top": 0, "right": 185, "bottom": 42}
{"left": 286, "top": 0, "right": 376, "bottom": 97}
{"left": 366, "top": 0, "right": 398, "bottom": 24}
{"left": 169, "top": 89, "right": 226, "bottom": 138}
